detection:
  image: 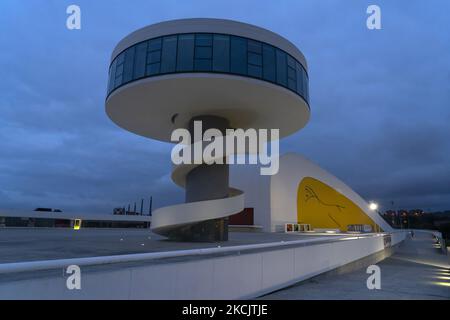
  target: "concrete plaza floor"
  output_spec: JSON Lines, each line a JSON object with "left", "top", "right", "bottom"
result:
{"left": 0, "top": 228, "right": 343, "bottom": 263}
{"left": 259, "top": 232, "right": 450, "bottom": 299}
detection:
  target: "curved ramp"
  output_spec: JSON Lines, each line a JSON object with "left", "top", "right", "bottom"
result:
{"left": 151, "top": 137, "right": 245, "bottom": 237}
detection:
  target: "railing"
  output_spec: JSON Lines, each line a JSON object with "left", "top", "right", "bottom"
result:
{"left": 0, "top": 232, "right": 407, "bottom": 275}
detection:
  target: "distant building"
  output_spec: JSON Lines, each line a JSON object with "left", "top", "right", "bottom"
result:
{"left": 0, "top": 209, "right": 151, "bottom": 229}
{"left": 113, "top": 207, "right": 125, "bottom": 215}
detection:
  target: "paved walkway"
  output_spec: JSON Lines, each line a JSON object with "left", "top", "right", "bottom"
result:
{"left": 260, "top": 232, "right": 450, "bottom": 299}
{"left": 0, "top": 228, "right": 343, "bottom": 263}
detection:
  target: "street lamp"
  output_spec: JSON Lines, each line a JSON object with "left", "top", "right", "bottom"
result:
{"left": 369, "top": 202, "right": 378, "bottom": 211}
{"left": 368, "top": 202, "right": 379, "bottom": 232}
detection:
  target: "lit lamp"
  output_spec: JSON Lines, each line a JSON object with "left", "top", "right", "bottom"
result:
{"left": 369, "top": 202, "right": 378, "bottom": 211}
{"left": 369, "top": 202, "right": 379, "bottom": 232}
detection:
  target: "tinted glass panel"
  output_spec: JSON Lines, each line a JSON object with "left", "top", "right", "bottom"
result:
{"left": 114, "top": 73, "right": 122, "bottom": 88}
{"left": 134, "top": 42, "right": 147, "bottom": 79}
{"left": 146, "top": 63, "right": 160, "bottom": 75}
{"left": 230, "top": 36, "right": 247, "bottom": 75}
{"left": 116, "top": 63, "right": 124, "bottom": 76}
{"left": 287, "top": 55, "right": 296, "bottom": 69}
{"left": 195, "top": 34, "right": 212, "bottom": 46}
{"left": 148, "top": 38, "right": 162, "bottom": 51}
{"left": 108, "top": 59, "right": 117, "bottom": 93}
{"left": 147, "top": 51, "right": 160, "bottom": 64}
{"left": 288, "top": 66, "right": 296, "bottom": 80}
{"left": 262, "top": 44, "right": 276, "bottom": 82}
{"left": 276, "top": 49, "right": 287, "bottom": 86}
{"left": 296, "top": 62, "right": 303, "bottom": 96}
{"left": 116, "top": 52, "right": 125, "bottom": 65}
{"left": 288, "top": 78, "right": 296, "bottom": 91}
{"left": 195, "top": 46, "right": 212, "bottom": 59}
{"left": 248, "top": 52, "right": 262, "bottom": 66}
{"left": 160, "top": 36, "right": 177, "bottom": 73}
{"left": 213, "top": 35, "right": 230, "bottom": 72}
{"left": 248, "top": 40, "right": 262, "bottom": 54}
{"left": 248, "top": 64, "right": 262, "bottom": 78}
{"left": 194, "top": 59, "right": 212, "bottom": 71}
{"left": 108, "top": 33, "right": 308, "bottom": 104}
{"left": 177, "top": 34, "right": 194, "bottom": 71}
{"left": 302, "top": 69, "right": 309, "bottom": 101}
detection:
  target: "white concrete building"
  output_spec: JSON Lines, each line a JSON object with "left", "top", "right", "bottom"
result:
{"left": 231, "top": 153, "right": 392, "bottom": 233}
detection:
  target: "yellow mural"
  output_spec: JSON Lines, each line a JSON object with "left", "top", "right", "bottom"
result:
{"left": 297, "top": 177, "right": 381, "bottom": 232}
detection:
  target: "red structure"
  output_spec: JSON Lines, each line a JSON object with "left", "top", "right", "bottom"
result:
{"left": 229, "top": 208, "right": 254, "bottom": 226}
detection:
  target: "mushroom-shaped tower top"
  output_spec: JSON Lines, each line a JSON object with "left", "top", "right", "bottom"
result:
{"left": 106, "top": 18, "right": 310, "bottom": 142}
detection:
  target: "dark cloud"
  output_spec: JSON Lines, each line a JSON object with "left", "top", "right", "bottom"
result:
{"left": 0, "top": 0, "right": 449, "bottom": 213}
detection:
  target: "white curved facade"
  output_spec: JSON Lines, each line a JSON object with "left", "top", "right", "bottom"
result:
{"left": 231, "top": 153, "right": 392, "bottom": 233}
{"left": 105, "top": 18, "right": 311, "bottom": 241}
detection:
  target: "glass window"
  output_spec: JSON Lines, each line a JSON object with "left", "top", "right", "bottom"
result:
{"left": 287, "top": 54, "right": 297, "bottom": 92}
{"left": 248, "top": 40, "right": 262, "bottom": 54}
{"left": 248, "top": 64, "right": 262, "bottom": 78}
{"left": 114, "top": 73, "right": 122, "bottom": 88}
{"left": 195, "top": 34, "right": 212, "bottom": 46}
{"left": 107, "top": 33, "right": 306, "bottom": 101}
{"left": 288, "top": 78, "right": 296, "bottom": 91}
{"left": 146, "top": 63, "right": 160, "bottom": 75}
{"left": 230, "top": 36, "right": 247, "bottom": 75}
{"left": 194, "top": 59, "right": 212, "bottom": 71}
{"left": 302, "top": 68, "right": 309, "bottom": 102}
{"left": 148, "top": 38, "right": 162, "bottom": 51}
{"left": 116, "top": 52, "right": 125, "bottom": 66}
{"left": 177, "top": 34, "right": 194, "bottom": 71}
{"left": 195, "top": 46, "right": 212, "bottom": 59}
{"left": 213, "top": 34, "right": 230, "bottom": 72}
{"left": 123, "top": 46, "right": 135, "bottom": 83}
{"left": 288, "top": 66, "right": 296, "bottom": 80}
{"left": 134, "top": 42, "right": 147, "bottom": 79}
{"left": 147, "top": 50, "right": 160, "bottom": 64}
{"left": 108, "top": 59, "right": 117, "bottom": 93}
{"left": 296, "top": 62, "right": 303, "bottom": 96}
{"left": 248, "top": 52, "right": 262, "bottom": 66}
{"left": 276, "top": 49, "right": 287, "bottom": 86}
{"left": 160, "top": 36, "right": 177, "bottom": 73}
{"left": 287, "top": 55, "right": 296, "bottom": 69}
{"left": 115, "top": 63, "right": 124, "bottom": 77}
{"left": 262, "top": 44, "right": 276, "bottom": 82}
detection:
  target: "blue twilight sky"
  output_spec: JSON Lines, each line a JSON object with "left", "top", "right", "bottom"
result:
{"left": 0, "top": 0, "right": 449, "bottom": 214}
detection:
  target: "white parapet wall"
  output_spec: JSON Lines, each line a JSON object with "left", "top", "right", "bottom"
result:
{"left": 0, "top": 232, "right": 407, "bottom": 299}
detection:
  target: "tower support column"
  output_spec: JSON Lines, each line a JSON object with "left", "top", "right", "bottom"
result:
{"left": 169, "top": 115, "right": 230, "bottom": 242}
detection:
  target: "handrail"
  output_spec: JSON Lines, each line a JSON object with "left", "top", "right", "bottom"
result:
{"left": 0, "top": 232, "right": 405, "bottom": 275}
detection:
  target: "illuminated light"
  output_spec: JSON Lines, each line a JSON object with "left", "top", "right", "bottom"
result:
{"left": 73, "top": 219, "right": 82, "bottom": 230}
{"left": 369, "top": 202, "right": 378, "bottom": 211}
{"left": 435, "top": 276, "right": 450, "bottom": 281}
{"left": 432, "top": 271, "right": 450, "bottom": 276}
{"left": 431, "top": 281, "right": 450, "bottom": 287}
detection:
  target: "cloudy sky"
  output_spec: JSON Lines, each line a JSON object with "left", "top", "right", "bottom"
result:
{"left": 0, "top": 0, "right": 449, "bottom": 214}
